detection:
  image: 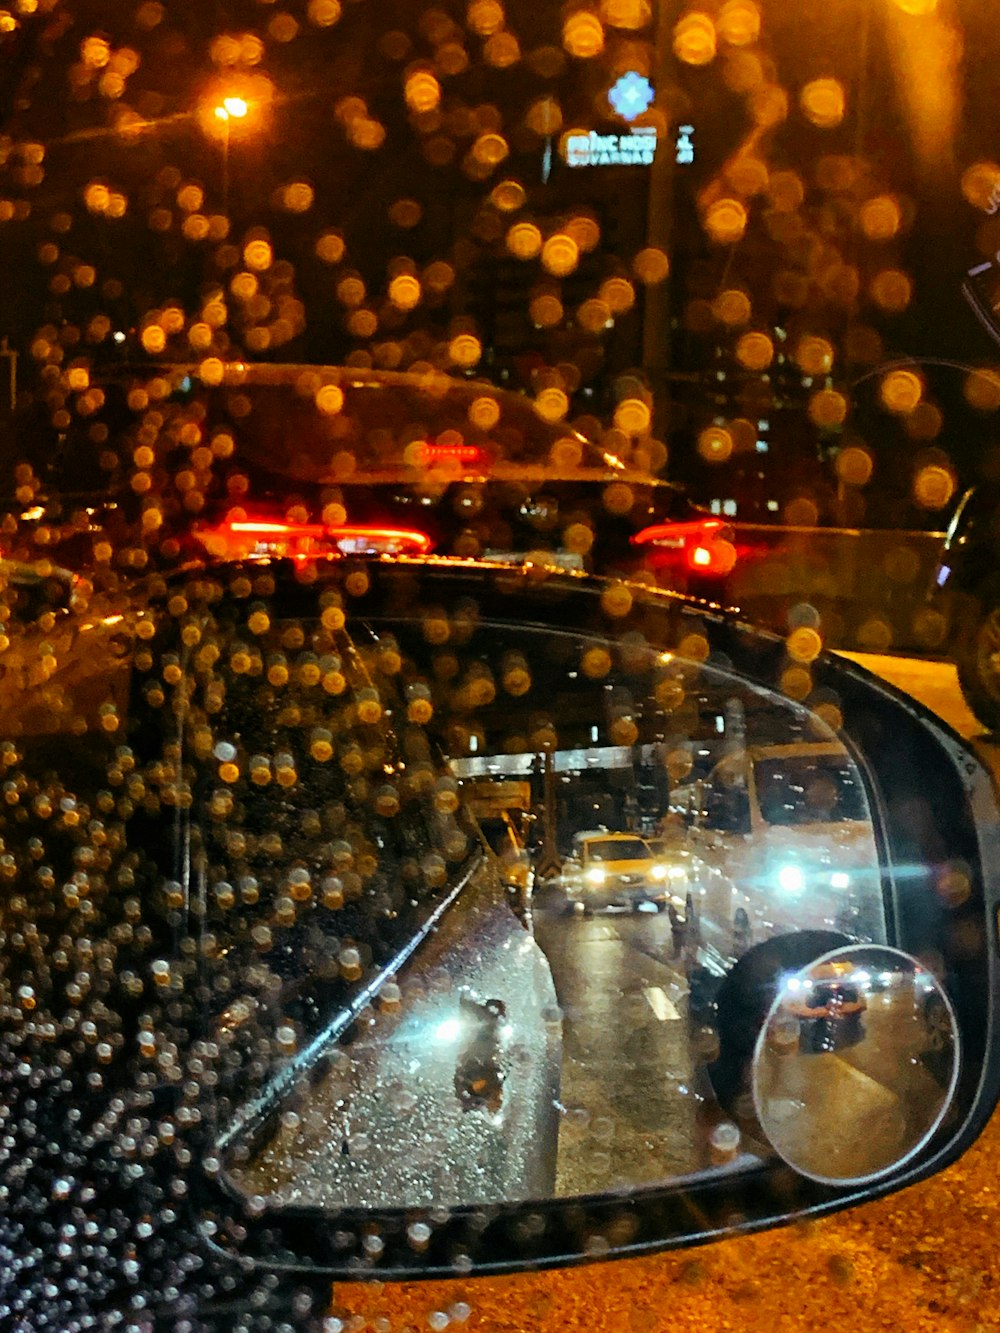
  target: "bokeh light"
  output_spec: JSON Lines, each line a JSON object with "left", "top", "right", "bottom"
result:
{"left": 735, "top": 331, "right": 773, "bottom": 370}
{"left": 541, "top": 233, "right": 579, "bottom": 277}
{"left": 703, "top": 198, "right": 747, "bottom": 244}
{"left": 808, "top": 389, "right": 847, "bottom": 429}
{"left": 563, "top": 12, "right": 605, "bottom": 57}
{"left": 713, "top": 289, "right": 751, "bottom": 326}
{"left": 717, "top": 0, "right": 760, "bottom": 46}
{"left": 674, "top": 12, "right": 717, "bottom": 65}
{"left": 964, "top": 368, "right": 1000, "bottom": 411}
{"left": 836, "top": 445, "right": 875, "bottom": 487}
{"left": 859, "top": 194, "right": 902, "bottom": 241}
{"left": 913, "top": 464, "right": 955, "bottom": 510}
{"left": 870, "top": 269, "right": 913, "bottom": 312}
{"left": 880, "top": 369, "right": 923, "bottom": 414}
{"left": 633, "top": 247, "right": 669, "bottom": 283}
{"left": 794, "top": 336, "right": 834, "bottom": 376}
{"left": 800, "top": 78, "right": 846, "bottom": 129}
{"left": 507, "top": 221, "right": 543, "bottom": 259}
{"left": 697, "top": 425, "right": 734, "bottom": 463}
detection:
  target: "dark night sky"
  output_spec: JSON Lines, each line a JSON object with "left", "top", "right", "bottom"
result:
{"left": 2, "top": 0, "right": 1000, "bottom": 520}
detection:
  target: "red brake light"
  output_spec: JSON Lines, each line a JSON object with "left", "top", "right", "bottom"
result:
{"left": 195, "top": 519, "right": 433, "bottom": 561}
{"left": 416, "top": 443, "right": 491, "bottom": 467}
{"left": 684, "top": 537, "right": 737, "bottom": 576}
{"left": 230, "top": 520, "right": 325, "bottom": 539}
{"left": 632, "top": 518, "right": 736, "bottom": 576}
{"left": 631, "top": 518, "right": 725, "bottom": 548}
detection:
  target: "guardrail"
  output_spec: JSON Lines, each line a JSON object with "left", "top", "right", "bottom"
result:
{"left": 723, "top": 523, "right": 948, "bottom": 656}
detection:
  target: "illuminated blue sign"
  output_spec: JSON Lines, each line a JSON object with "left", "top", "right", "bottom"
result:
{"left": 609, "top": 71, "right": 654, "bottom": 122}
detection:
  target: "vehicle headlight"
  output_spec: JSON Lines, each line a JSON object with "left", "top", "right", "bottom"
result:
{"left": 650, "top": 863, "right": 668, "bottom": 881}
{"left": 585, "top": 866, "right": 606, "bottom": 886}
{"left": 830, "top": 871, "right": 851, "bottom": 890}
{"left": 777, "top": 863, "right": 805, "bottom": 894}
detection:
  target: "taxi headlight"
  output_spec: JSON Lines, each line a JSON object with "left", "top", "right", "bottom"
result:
{"left": 585, "top": 866, "right": 606, "bottom": 886}
{"left": 650, "top": 863, "right": 668, "bottom": 881}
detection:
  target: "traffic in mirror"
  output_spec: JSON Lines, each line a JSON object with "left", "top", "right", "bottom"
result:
{"left": 753, "top": 946, "right": 960, "bottom": 1185}
{"left": 206, "top": 584, "right": 884, "bottom": 1210}
{"left": 2, "top": 557, "right": 999, "bottom": 1301}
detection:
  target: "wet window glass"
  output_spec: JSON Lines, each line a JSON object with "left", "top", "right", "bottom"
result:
{"left": 755, "top": 753, "right": 869, "bottom": 826}
{"left": 0, "top": 561, "right": 889, "bottom": 1220}
{"left": 0, "top": 0, "right": 997, "bottom": 1319}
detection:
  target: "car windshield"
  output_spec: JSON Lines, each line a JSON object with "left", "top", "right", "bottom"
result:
{"left": 586, "top": 837, "right": 652, "bottom": 861}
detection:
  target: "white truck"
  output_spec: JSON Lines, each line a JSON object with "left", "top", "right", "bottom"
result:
{"left": 667, "top": 741, "right": 886, "bottom": 964}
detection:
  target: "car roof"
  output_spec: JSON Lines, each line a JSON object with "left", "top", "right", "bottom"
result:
{"left": 74, "top": 362, "right": 686, "bottom": 494}
{"left": 581, "top": 832, "right": 651, "bottom": 844}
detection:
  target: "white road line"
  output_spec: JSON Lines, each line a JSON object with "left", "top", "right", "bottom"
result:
{"left": 643, "top": 986, "right": 681, "bottom": 1022}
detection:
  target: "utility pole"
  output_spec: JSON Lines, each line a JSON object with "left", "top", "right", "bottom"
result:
{"left": 641, "top": 0, "right": 676, "bottom": 421}
{"left": 0, "top": 338, "right": 17, "bottom": 413}
{"left": 535, "top": 751, "right": 561, "bottom": 880}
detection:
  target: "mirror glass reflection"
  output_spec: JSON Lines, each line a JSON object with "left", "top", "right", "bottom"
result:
{"left": 0, "top": 567, "right": 892, "bottom": 1209}
{"left": 752, "top": 946, "right": 959, "bottom": 1184}
{"left": 187, "top": 580, "right": 886, "bottom": 1207}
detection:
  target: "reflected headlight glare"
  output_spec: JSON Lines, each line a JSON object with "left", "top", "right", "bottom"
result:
{"left": 434, "top": 1017, "right": 463, "bottom": 1044}
{"left": 585, "top": 866, "right": 606, "bottom": 885}
{"left": 830, "top": 871, "right": 851, "bottom": 890}
{"left": 650, "top": 863, "right": 668, "bottom": 881}
{"left": 667, "top": 864, "right": 687, "bottom": 880}
{"left": 777, "top": 864, "right": 805, "bottom": 894}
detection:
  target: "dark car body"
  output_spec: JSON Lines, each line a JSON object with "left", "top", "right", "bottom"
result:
{"left": 6, "top": 363, "right": 735, "bottom": 596}
{"left": 929, "top": 483, "right": 1000, "bottom": 729}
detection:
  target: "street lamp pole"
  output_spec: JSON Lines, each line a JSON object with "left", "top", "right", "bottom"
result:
{"left": 213, "top": 96, "right": 249, "bottom": 214}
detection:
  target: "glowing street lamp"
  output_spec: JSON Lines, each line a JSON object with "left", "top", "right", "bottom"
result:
{"left": 215, "top": 97, "right": 249, "bottom": 123}
{"left": 213, "top": 96, "right": 250, "bottom": 211}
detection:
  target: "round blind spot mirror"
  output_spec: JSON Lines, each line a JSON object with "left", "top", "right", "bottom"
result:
{"left": 752, "top": 945, "right": 959, "bottom": 1185}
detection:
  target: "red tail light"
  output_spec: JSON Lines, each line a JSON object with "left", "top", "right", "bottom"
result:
{"left": 418, "top": 443, "right": 490, "bottom": 466}
{"left": 631, "top": 518, "right": 726, "bottom": 548}
{"left": 632, "top": 518, "right": 736, "bottom": 576}
{"left": 195, "top": 519, "right": 434, "bottom": 561}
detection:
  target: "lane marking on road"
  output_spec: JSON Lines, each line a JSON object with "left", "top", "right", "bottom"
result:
{"left": 643, "top": 986, "right": 681, "bottom": 1022}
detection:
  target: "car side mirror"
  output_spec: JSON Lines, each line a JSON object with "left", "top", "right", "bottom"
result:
{"left": 3, "top": 561, "right": 999, "bottom": 1312}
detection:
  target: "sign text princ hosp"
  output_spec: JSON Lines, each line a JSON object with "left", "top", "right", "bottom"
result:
{"left": 565, "top": 128, "right": 658, "bottom": 168}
